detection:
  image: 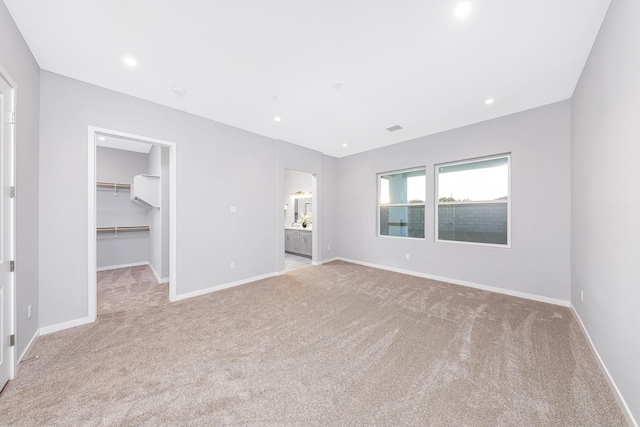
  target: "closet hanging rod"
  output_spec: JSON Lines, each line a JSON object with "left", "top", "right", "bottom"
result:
{"left": 96, "top": 181, "right": 131, "bottom": 189}
{"left": 97, "top": 226, "right": 150, "bottom": 233}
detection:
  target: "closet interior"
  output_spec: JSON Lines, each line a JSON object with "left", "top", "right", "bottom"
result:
{"left": 96, "top": 136, "right": 170, "bottom": 284}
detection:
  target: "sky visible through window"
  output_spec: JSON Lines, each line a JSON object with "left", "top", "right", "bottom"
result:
{"left": 439, "top": 163, "right": 508, "bottom": 201}
{"left": 380, "top": 174, "right": 425, "bottom": 204}
{"left": 407, "top": 176, "right": 425, "bottom": 202}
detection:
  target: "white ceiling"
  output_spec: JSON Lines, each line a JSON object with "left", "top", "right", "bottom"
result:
{"left": 4, "top": 0, "right": 610, "bottom": 158}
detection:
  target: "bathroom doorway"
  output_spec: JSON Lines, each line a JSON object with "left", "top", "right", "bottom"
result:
{"left": 284, "top": 169, "right": 313, "bottom": 272}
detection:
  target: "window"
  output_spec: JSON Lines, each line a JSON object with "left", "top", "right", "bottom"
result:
{"left": 436, "top": 154, "right": 510, "bottom": 246}
{"left": 378, "top": 168, "right": 425, "bottom": 238}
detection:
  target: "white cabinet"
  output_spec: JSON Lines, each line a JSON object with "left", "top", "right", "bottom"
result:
{"left": 285, "top": 229, "right": 312, "bottom": 258}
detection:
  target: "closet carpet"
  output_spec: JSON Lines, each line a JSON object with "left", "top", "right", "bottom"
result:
{"left": 0, "top": 262, "right": 627, "bottom": 426}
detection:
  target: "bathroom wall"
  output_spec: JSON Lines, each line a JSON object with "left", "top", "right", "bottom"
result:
{"left": 284, "top": 169, "right": 313, "bottom": 226}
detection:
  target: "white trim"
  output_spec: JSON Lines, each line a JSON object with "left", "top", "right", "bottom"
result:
{"left": 337, "top": 257, "right": 569, "bottom": 307}
{"left": 96, "top": 261, "right": 149, "bottom": 272}
{"left": 0, "top": 64, "right": 17, "bottom": 381}
{"left": 317, "top": 257, "right": 339, "bottom": 265}
{"left": 88, "top": 127, "right": 178, "bottom": 315}
{"left": 15, "top": 329, "right": 39, "bottom": 375}
{"left": 173, "top": 272, "right": 281, "bottom": 302}
{"left": 148, "top": 262, "right": 160, "bottom": 283}
{"left": 39, "top": 316, "right": 93, "bottom": 336}
{"left": 570, "top": 304, "right": 638, "bottom": 427}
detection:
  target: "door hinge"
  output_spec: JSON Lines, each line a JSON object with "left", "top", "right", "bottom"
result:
{"left": 10, "top": 334, "right": 15, "bottom": 347}
{"left": 10, "top": 260, "right": 15, "bottom": 272}
{"left": 9, "top": 186, "right": 15, "bottom": 198}
{"left": 4, "top": 111, "right": 15, "bottom": 124}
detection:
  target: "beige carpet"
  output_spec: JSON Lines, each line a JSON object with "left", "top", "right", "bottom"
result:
{"left": 0, "top": 261, "right": 627, "bottom": 426}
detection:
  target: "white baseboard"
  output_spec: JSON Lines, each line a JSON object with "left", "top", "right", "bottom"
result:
{"left": 172, "top": 271, "right": 282, "bottom": 302}
{"left": 39, "top": 316, "right": 94, "bottom": 336}
{"left": 570, "top": 304, "right": 638, "bottom": 427}
{"left": 96, "top": 261, "right": 148, "bottom": 272}
{"left": 15, "top": 329, "right": 40, "bottom": 375}
{"left": 317, "top": 257, "right": 339, "bottom": 265}
{"left": 336, "top": 257, "right": 570, "bottom": 307}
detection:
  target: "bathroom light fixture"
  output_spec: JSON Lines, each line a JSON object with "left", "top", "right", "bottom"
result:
{"left": 290, "top": 191, "right": 312, "bottom": 199}
{"left": 123, "top": 56, "right": 137, "bottom": 67}
{"left": 455, "top": 2, "right": 472, "bottom": 19}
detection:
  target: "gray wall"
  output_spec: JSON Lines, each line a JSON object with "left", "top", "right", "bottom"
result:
{"left": 0, "top": 2, "right": 39, "bottom": 358}
{"left": 39, "top": 71, "right": 336, "bottom": 328}
{"left": 160, "top": 147, "right": 170, "bottom": 279}
{"left": 571, "top": 0, "right": 640, "bottom": 420}
{"left": 147, "top": 145, "right": 161, "bottom": 278}
{"left": 96, "top": 147, "right": 150, "bottom": 269}
{"left": 337, "top": 101, "right": 571, "bottom": 301}
{"left": 147, "top": 144, "right": 170, "bottom": 281}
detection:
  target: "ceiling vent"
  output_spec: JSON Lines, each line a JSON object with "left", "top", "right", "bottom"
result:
{"left": 386, "top": 125, "right": 403, "bottom": 132}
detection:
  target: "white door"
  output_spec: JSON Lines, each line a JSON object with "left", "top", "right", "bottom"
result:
{"left": 0, "top": 71, "right": 15, "bottom": 392}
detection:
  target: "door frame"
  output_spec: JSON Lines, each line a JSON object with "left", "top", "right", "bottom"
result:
{"left": 0, "top": 64, "right": 16, "bottom": 381}
{"left": 87, "top": 126, "right": 178, "bottom": 322}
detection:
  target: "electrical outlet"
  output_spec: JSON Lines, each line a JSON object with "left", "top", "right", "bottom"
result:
{"left": 581, "top": 290, "right": 584, "bottom": 302}
{"left": 406, "top": 254, "right": 410, "bottom": 260}
{"left": 230, "top": 262, "right": 235, "bottom": 269}
{"left": 27, "top": 304, "right": 32, "bottom": 319}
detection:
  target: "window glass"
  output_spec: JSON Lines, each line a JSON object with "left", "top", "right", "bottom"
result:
{"left": 436, "top": 155, "right": 510, "bottom": 246}
{"left": 378, "top": 168, "right": 425, "bottom": 239}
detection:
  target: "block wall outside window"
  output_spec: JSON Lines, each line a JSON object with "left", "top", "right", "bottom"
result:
{"left": 436, "top": 154, "right": 510, "bottom": 247}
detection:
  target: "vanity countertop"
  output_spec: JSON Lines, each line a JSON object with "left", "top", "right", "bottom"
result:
{"left": 285, "top": 225, "right": 312, "bottom": 231}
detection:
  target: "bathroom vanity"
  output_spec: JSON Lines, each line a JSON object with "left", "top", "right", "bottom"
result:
{"left": 285, "top": 227, "right": 312, "bottom": 258}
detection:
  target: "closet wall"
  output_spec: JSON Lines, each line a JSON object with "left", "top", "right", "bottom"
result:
{"left": 96, "top": 146, "right": 150, "bottom": 269}
{"left": 148, "top": 145, "right": 170, "bottom": 282}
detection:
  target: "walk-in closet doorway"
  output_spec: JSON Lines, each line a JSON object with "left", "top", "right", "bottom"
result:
{"left": 87, "top": 127, "right": 177, "bottom": 322}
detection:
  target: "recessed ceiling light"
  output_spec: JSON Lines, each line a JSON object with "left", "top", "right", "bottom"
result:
{"left": 172, "top": 86, "right": 186, "bottom": 95}
{"left": 98, "top": 136, "right": 106, "bottom": 141}
{"left": 274, "top": 116, "right": 281, "bottom": 122}
{"left": 342, "top": 143, "right": 348, "bottom": 147}
{"left": 123, "top": 56, "right": 137, "bottom": 67}
{"left": 386, "top": 125, "right": 403, "bottom": 132}
{"left": 485, "top": 98, "right": 495, "bottom": 105}
{"left": 332, "top": 81, "right": 343, "bottom": 90}
{"left": 455, "top": 2, "right": 472, "bottom": 19}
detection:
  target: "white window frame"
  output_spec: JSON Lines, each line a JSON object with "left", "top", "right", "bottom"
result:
{"left": 435, "top": 154, "right": 511, "bottom": 248}
{"left": 377, "top": 166, "right": 426, "bottom": 240}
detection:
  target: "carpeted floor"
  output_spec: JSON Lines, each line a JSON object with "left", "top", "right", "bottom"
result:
{"left": 0, "top": 261, "right": 628, "bottom": 426}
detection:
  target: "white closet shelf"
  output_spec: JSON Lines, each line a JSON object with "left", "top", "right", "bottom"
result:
{"left": 131, "top": 174, "right": 160, "bottom": 208}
